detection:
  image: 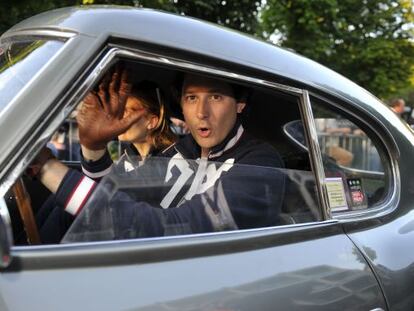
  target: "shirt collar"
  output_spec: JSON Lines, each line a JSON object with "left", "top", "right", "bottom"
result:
{"left": 175, "top": 119, "right": 244, "bottom": 160}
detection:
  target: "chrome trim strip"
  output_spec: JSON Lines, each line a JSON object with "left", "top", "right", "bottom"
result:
{"left": 0, "top": 197, "right": 12, "bottom": 267}
{"left": 340, "top": 166, "right": 384, "bottom": 178}
{"left": 60, "top": 48, "right": 119, "bottom": 113}
{"left": 0, "top": 197, "right": 11, "bottom": 231}
{"left": 299, "top": 90, "right": 330, "bottom": 220}
{"left": 114, "top": 47, "right": 304, "bottom": 95}
{"left": 1, "top": 29, "right": 76, "bottom": 41}
{"left": 12, "top": 219, "right": 340, "bottom": 258}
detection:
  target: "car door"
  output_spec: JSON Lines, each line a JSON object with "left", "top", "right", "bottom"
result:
{"left": 0, "top": 38, "right": 388, "bottom": 311}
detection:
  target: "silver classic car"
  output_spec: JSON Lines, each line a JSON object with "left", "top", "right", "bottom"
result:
{"left": 0, "top": 6, "right": 413, "bottom": 311}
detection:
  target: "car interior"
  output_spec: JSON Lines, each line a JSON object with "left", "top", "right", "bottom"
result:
{"left": 3, "top": 58, "right": 388, "bottom": 245}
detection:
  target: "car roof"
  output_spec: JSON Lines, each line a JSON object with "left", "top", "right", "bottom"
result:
{"left": 1, "top": 6, "right": 380, "bottom": 107}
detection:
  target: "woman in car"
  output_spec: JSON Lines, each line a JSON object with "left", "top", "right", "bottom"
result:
{"left": 79, "top": 74, "right": 177, "bottom": 179}
{"left": 35, "top": 69, "right": 177, "bottom": 243}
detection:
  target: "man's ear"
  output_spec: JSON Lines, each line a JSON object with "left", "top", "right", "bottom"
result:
{"left": 147, "top": 115, "right": 159, "bottom": 130}
{"left": 236, "top": 102, "right": 246, "bottom": 114}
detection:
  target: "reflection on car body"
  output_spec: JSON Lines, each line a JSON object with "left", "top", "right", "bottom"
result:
{"left": 0, "top": 6, "right": 412, "bottom": 311}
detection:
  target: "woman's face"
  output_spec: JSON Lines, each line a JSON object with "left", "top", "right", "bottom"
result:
{"left": 118, "top": 96, "right": 157, "bottom": 143}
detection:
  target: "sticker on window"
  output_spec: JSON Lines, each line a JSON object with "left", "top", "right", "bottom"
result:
{"left": 346, "top": 178, "right": 367, "bottom": 210}
{"left": 326, "top": 177, "right": 349, "bottom": 212}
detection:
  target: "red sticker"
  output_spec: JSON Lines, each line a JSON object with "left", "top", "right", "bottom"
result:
{"left": 351, "top": 191, "right": 364, "bottom": 203}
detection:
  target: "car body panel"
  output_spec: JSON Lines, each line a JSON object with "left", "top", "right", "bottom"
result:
{"left": 344, "top": 211, "right": 414, "bottom": 310}
{"left": 0, "top": 6, "right": 413, "bottom": 310}
{"left": 1, "top": 223, "right": 386, "bottom": 311}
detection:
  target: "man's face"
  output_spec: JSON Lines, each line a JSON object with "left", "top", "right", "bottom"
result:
{"left": 397, "top": 100, "right": 406, "bottom": 114}
{"left": 181, "top": 75, "right": 245, "bottom": 157}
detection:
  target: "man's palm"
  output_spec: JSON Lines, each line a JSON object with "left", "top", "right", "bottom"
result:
{"left": 77, "top": 69, "right": 145, "bottom": 150}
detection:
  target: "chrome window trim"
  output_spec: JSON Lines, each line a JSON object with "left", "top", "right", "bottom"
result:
{"left": 11, "top": 219, "right": 340, "bottom": 266}
{"left": 14, "top": 219, "right": 339, "bottom": 250}
{"left": 0, "top": 197, "right": 12, "bottom": 267}
{"left": 114, "top": 47, "right": 304, "bottom": 96}
{"left": 0, "top": 197, "right": 11, "bottom": 231}
{"left": 298, "top": 91, "right": 331, "bottom": 219}
{"left": 0, "top": 29, "right": 77, "bottom": 42}
{"left": 307, "top": 92, "right": 399, "bottom": 221}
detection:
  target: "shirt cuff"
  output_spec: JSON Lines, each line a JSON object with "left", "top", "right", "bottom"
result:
{"left": 55, "top": 169, "right": 97, "bottom": 216}
{"left": 81, "top": 149, "right": 113, "bottom": 179}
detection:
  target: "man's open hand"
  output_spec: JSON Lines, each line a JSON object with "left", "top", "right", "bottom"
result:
{"left": 77, "top": 67, "right": 145, "bottom": 150}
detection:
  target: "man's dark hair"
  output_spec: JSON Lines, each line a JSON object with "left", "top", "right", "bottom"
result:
{"left": 172, "top": 72, "right": 250, "bottom": 103}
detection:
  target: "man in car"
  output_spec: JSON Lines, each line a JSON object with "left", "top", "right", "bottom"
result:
{"left": 35, "top": 71, "right": 285, "bottom": 241}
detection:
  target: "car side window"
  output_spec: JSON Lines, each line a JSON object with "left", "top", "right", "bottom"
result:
{"left": 4, "top": 58, "right": 328, "bottom": 246}
{"left": 60, "top": 63, "right": 324, "bottom": 243}
{"left": 311, "top": 101, "right": 388, "bottom": 212}
{"left": 47, "top": 118, "right": 80, "bottom": 162}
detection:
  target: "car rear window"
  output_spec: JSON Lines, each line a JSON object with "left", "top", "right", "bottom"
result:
{"left": 311, "top": 101, "right": 389, "bottom": 212}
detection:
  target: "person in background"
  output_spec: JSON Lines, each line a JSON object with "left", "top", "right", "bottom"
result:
{"left": 389, "top": 98, "right": 406, "bottom": 117}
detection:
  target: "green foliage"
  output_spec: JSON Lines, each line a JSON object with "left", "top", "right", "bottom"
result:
{"left": 1, "top": 0, "right": 413, "bottom": 99}
{"left": 0, "top": 0, "right": 261, "bottom": 37}
{"left": 160, "top": 0, "right": 261, "bottom": 34}
{"left": 261, "top": 0, "right": 414, "bottom": 98}
{"left": 78, "top": 0, "right": 261, "bottom": 35}
{"left": 0, "top": 0, "right": 80, "bottom": 34}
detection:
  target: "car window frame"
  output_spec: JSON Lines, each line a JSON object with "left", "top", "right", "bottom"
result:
{"left": 307, "top": 92, "right": 398, "bottom": 221}
{"left": 2, "top": 40, "right": 347, "bottom": 250}
{"left": 0, "top": 31, "right": 78, "bottom": 194}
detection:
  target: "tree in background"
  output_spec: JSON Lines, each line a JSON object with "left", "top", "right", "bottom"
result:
{"left": 0, "top": 0, "right": 261, "bottom": 36}
{"left": 261, "top": 0, "right": 414, "bottom": 99}
{"left": 0, "top": 0, "right": 77, "bottom": 34}
{"left": 1, "top": 0, "right": 414, "bottom": 100}
{"left": 85, "top": 0, "right": 261, "bottom": 35}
